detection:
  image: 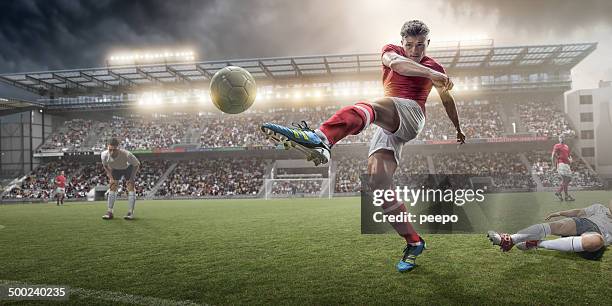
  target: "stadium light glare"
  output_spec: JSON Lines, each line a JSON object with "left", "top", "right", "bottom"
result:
{"left": 108, "top": 49, "right": 196, "bottom": 65}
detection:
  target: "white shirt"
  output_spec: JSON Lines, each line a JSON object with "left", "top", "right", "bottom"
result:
{"left": 101, "top": 149, "right": 140, "bottom": 170}
{"left": 583, "top": 203, "right": 612, "bottom": 246}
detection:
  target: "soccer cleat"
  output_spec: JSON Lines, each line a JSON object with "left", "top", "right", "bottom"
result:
{"left": 516, "top": 240, "right": 540, "bottom": 251}
{"left": 565, "top": 194, "right": 575, "bottom": 201}
{"left": 554, "top": 192, "right": 564, "bottom": 201}
{"left": 102, "top": 212, "right": 114, "bottom": 220}
{"left": 397, "top": 237, "right": 426, "bottom": 272}
{"left": 487, "top": 230, "right": 514, "bottom": 252}
{"left": 124, "top": 212, "right": 134, "bottom": 220}
{"left": 261, "top": 121, "right": 331, "bottom": 166}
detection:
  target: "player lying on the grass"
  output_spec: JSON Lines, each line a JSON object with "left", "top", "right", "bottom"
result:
{"left": 54, "top": 170, "right": 66, "bottom": 205}
{"left": 488, "top": 199, "right": 611, "bottom": 260}
{"left": 261, "top": 20, "right": 465, "bottom": 272}
{"left": 552, "top": 135, "right": 574, "bottom": 201}
{"left": 101, "top": 138, "right": 141, "bottom": 220}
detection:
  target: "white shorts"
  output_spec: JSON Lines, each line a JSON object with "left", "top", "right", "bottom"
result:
{"left": 557, "top": 163, "right": 572, "bottom": 177}
{"left": 368, "top": 98, "right": 425, "bottom": 164}
{"left": 56, "top": 187, "right": 65, "bottom": 195}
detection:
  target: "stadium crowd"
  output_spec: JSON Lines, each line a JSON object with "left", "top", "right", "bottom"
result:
{"left": 518, "top": 101, "right": 576, "bottom": 138}
{"left": 156, "top": 158, "right": 265, "bottom": 197}
{"left": 3, "top": 160, "right": 171, "bottom": 200}
{"left": 528, "top": 150, "right": 604, "bottom": 189}
{"left": 39, "top": 119, "right": 98, "bottom": 152}
{"left": 96, "top": 115, "right": 190, "bottom": 150}
{"left": 433, "top": 152, "right": 534, "bottom": 189}
{"left": 37, "top": 99, "right": 581, "bottom": 151}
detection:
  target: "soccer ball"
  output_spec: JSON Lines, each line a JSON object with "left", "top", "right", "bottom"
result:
{"left": 209, "top": 66, "right": 257, "bottom": 114}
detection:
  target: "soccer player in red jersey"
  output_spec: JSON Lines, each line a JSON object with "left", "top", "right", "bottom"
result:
{"left": 262, "top": 20, "right": 465, "bottom": 272}
{"left": 552, "top": 135, "right": 574, "bottom": 201}
{"left": 55, "top": 170, "right": 66, "bottom": 205}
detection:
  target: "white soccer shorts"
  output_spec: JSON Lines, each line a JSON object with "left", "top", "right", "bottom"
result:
{"left": 368, "top": 97, "right": 425, "bottom": 164}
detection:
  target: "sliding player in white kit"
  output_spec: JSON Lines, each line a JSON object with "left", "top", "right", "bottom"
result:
{"left": 488, "top": 199, "right": 611, "bottom": 260}
{"left": 101, "top": 138, "right": 141, "bottom": 220}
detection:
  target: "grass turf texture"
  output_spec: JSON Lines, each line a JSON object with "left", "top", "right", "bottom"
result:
{"left": 0, "top": 191, "right": 611, "bottom": 305}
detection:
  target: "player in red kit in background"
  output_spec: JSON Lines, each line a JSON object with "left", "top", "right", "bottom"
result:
{"left": 262, "top": 20, "right": 465, "bottom": 272}
{"left": 55, "top": 170, "right": 66, "bottom": 205}
{"left": 552, "top": 135, "right": 575, "bottom": 201}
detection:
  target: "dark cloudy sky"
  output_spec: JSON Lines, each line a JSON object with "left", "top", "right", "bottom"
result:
{"left": 1, "top": 0, "right": 611, "bottom": 94}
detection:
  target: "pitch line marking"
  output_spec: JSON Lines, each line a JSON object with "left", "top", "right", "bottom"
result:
{"left": 0, "top": 279, "right": 206, "bottom": 306}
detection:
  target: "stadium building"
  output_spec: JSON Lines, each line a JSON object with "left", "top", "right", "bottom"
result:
{"left": 0, "top": 40, "right": 607, "bottom": 202}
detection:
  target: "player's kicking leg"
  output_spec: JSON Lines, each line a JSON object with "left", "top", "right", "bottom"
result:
{"left": 261, "top": 98, "right": 397, "bottom": 165}
{"left": 102, "top": 178, "right": 118, "bottom": 220}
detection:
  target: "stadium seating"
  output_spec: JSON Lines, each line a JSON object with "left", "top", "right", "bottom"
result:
{"left": 518, "top": 101, "right": 576, "bottom": 137}
{"left": 38, "top": 119, "right": 99, "bottom": 152}
{"left": 37, "top": 98, "right": 579, "bottom": 151}
{"left": 156, "top": 158, "right": 265, "bottom": 197}
{"left": 527, "top": 150, "right": 604, "bottom": 189}
{"left": 3, "top": 160, "right": 170, "bottom": 199}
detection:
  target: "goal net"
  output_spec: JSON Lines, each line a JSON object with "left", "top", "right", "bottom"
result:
{"left": 264, "top": 178, "right": 332, "bottom": 199}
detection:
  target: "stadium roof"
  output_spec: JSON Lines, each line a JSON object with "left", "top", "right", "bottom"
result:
{"left": 0, "top": 42, "right": 597, "bottom": 97}
{"left": 0, "top": 98, "right": 43, "bottom": 115}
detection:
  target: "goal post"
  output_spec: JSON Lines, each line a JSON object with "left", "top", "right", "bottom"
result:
{"left": 264, "top": 178, "right": 332, "bottom": 199}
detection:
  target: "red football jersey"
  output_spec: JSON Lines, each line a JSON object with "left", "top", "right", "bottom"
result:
{"left": 552, "top": 143, "right": 571, "bottom": 164}
{"left": 55, "top": 175, "right": 66, "bottom": 188}
{"left": 381, "top": 44, "right": 446, "bottom": 115}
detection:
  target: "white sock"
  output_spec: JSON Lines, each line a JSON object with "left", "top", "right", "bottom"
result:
{"left": 314, "top": 129, "right": 330, "bottom": 147}
{"left": 107, "top": 191, "right": 116, "bottom": 212}
{"left": 511, "top": 223, "right": 551, "bottom": 244}
{"left": 538, "top": 236, "right": 584, "bottom": 252}
{"left": 128, "top": 191, "right": 136, "bottom": 214}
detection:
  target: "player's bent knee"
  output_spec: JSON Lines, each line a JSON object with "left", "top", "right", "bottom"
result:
{"left": 370, "top": 97, "right": 399, "bottom": 131}
{"left": 126, "top": 182, "right": 135, "bottom": 192}
{"left": 581, "top": 233, "right": 605, "bottom": 252}
{"left": 367, "top": 151, "right": 395, "bottom": 188}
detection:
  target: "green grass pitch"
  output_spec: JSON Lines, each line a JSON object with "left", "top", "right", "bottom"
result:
{"left": 1, "top": 191, "right": 611, "bottom": 305}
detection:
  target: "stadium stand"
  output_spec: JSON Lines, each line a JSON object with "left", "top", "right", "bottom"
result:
{"left": 527, "top": 150, "right": 604, "bottom": 189}
{"left": 518, "top": 100, "right": 576, "bottom": 138}
{"left": 156, "top": 158, "right": 265, "bottom": 197}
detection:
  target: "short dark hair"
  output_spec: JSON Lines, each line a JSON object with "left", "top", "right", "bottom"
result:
{"left": 107, "top": 138, "right": 120, "bottom": 146}
{"left": 400, "top": 20, "right": 429, "bottom": 38}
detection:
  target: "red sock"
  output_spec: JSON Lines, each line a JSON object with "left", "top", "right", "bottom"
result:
{"left": 381, "top": 199, "right": 420, "bottom": 244}
{"left": 318, "top": 102, "right": 375, "bottom": 146}
{"left": 563, "top": 181, "right": 570, "bottom": 194}
{"left": 557, "top": 183, "right": 564, "bottom": 193}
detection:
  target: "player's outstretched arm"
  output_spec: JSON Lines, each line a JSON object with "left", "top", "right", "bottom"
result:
{"left": 545, "top": 208, "right": 585, "bottom": 220}
{"left": 383, "top": 52, "right": 450, "bottom": 87}
{"left": 437, "top": 87, "right": 465, "bottom": 145}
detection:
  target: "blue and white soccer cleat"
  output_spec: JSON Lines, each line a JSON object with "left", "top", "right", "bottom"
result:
{"left": 261, "top": 121, "right": 331, "bottom": 166}
{"left": 397, "top": 237, "right": 426, "bottom": 272}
